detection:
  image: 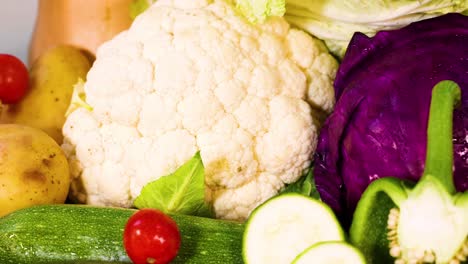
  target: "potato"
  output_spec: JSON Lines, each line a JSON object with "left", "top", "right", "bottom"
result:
{"left": 6, "top": 45, "right": 92, "bottom": 144}
{"left": 0, "top": 124, "right": 70, "bottom": 217}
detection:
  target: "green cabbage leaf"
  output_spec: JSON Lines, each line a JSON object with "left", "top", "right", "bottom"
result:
{"left": 284, "top": 0, "right": 468, "bottom": 57}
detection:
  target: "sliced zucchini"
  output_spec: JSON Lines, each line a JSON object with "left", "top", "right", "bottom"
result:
{"left": 243, "top": 193, "right": 345, "bottom": 264}
{"left": 292, "top": 241, "right": 366, "bottom": 264}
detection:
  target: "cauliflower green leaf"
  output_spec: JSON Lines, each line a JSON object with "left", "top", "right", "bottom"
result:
{"left": 236, "top": 0, "right": 286, "bottom": 23}
{"left": 134, "top": 152, "right": 213, "bottom": 217}
{"left": 130, "top": 0, "right": 154, "bottom": 19}
{"left": 280, "top": 168, "right": 320, "bottom": 199}
{"left": 129, "top": 0, "right": 286, "bottom": 23}
{"left": 65, "top": 79, "right": 93, "bottom": 117}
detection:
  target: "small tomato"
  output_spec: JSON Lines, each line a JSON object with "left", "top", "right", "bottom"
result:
{"left": 0, "top": 54, "right": 29, "bottom": 104}
{"left": 123, "top": 209, "right": 181, "bottom": 264}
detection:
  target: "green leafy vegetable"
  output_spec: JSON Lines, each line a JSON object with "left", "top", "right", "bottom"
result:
{"left": 280, "top": 168, "right": 320, "bottom": 199}
{"left": 129, "top": 0, "right": 287, "bottom": 23}
{"left": 284, "top": 0, "right": 468, "bottom": 57}
{"left": 134, "top": 152, "right": 212, "bottom": 217}
{"left": 235, "top": 0, "right": 286, "bottom": 23}
{"left": 129, "top": 0, "right": 154, "bottom": 20}
{"left": 65, "top": 79, "right": 93, "bottom": 117}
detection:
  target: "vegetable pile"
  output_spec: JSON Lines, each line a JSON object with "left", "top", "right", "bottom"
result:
{"left": 0, "top": 0, "right": 467, "bottom": 264}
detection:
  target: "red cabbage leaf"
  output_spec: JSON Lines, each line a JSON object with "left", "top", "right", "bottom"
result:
{"left": 314, "top": 13, "right": 468, "bottom": 224}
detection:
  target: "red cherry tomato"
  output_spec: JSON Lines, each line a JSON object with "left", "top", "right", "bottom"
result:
{"left": 123, "top": 209, "right": 181, "bottom": 264}
{"left": 0, "top": 54, "right": 29, "bottom": 104}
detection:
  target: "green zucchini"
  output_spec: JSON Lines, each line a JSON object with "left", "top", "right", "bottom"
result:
{"left": 0, "top": 204, "right": 244, "bottom": 264}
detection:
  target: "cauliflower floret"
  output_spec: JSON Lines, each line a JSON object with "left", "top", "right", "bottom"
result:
{"left": 62, "top": 0, "right": 338, "bottom": 221}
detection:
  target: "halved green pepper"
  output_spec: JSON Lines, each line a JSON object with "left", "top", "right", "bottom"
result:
{"left": 349, "top": 80, "right": 468, "bottom": 264}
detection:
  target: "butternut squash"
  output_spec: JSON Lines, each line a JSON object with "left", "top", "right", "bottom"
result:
{"left": 29, "top": 0, "right": 133, "bottom": 66}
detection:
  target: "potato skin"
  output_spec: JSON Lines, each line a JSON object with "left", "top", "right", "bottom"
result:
{"left": 6, "top": 45, "right": 92, "bottom": 144}
{"left": 0, "top": 124, "right": 70, "bottom": 217}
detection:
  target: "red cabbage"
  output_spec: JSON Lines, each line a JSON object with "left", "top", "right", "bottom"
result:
{"left": 314, "top": 13, "right": 468, "bottom": 223}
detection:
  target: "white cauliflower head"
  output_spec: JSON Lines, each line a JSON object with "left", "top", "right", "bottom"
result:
{"left": 62, "top": 0, "right": 338, "bottom": 221}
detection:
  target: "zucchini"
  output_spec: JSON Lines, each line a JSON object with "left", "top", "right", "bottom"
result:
{"left": 0, "top": 204, "right": 244, "bottom": 264}
{"left": 292, "top": 241, "right": 366, "bottom": 264}
{"left": 243, "top": 193, "right": 345, "bottom": 264}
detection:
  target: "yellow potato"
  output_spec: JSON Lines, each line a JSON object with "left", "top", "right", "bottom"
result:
{"left": 7, "top": 45, "right": 92, "bottom": 144}
{"left": 0, "top": 124, "right": 70, "bottom": 217}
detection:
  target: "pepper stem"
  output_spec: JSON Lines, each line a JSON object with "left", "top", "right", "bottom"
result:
{"left": 421, "top": 80, "right": 461, "bottom": 194}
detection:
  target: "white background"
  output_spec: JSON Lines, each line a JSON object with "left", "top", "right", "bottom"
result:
{"left": 0, "top": 1, "right": 39, "bottom": 64}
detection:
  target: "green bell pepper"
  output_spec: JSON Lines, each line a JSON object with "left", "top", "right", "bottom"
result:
{"left": 349, "top": 80, "right": 468, "bottom": 264}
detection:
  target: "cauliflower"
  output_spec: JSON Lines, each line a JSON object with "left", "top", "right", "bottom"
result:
{"left": 62, "top": 0, "right": 338, "bottom": 221}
